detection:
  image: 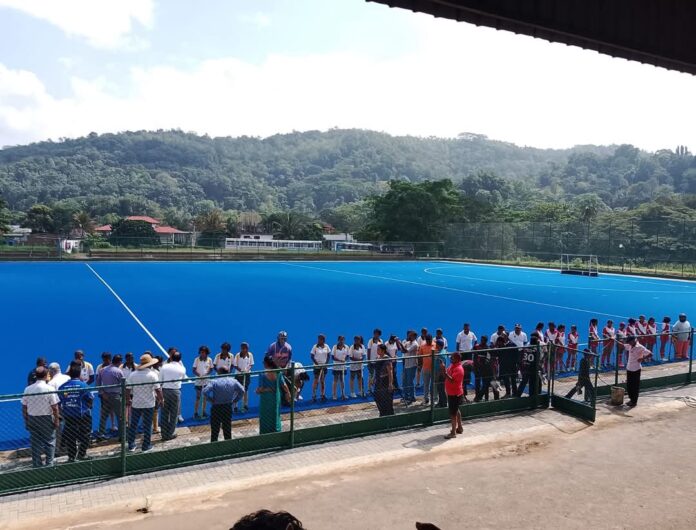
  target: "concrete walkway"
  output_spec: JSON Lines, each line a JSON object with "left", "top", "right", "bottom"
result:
{"left": 1, "top": 382, "right": 695, "bottom": 529}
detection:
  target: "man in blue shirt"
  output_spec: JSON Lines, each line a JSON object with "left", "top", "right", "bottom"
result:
{"left": 59, "top": 362, "right": 93, "bottom": 462}
{"left": 203, "top": 367, "right": 245, "bottom": 442}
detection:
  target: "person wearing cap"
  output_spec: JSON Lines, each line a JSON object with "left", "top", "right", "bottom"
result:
{"left": 565, "top": 349, "right": 595, "bottom": 403}
{"left": 266, "top": 331, "right": 293, "bottom": 369}
{"left": 192, "top": 345, "right": 213, "bottom": 419}
{"left": 22, "top": 366, "right": 60, "bottom": 467}
{"left": 203, "top": 366, "right": 245, "bottom": 442}
{"left": 58, "top": 363, "right": 93, "bottom": 462}
{"left": 95, "top": 354, "right": 124, "bottom": 440}
{"left": 234, "top": 342, "right": 254, "bottom": 412}
{"left": 444, "top": 351, "right": 464, "bottom": 439}
{"left": 621, "top": 336, "right": 651, "bottom": 407}
{"left": 509, "top": 324, "right": 527, "bottom": 349}
{"left": 47, "top": 363, "right": 70, "bottom": 390}
{"left": 27, "top": 357, "right": 48, "bottom": 386}
{"left": 159, "top": 350, "right": 186, "bottom": 441}
{"left": 673, "top": 313, "right": 692, "bottom": 360}
{"left": 126, "top": 353, "right": 163, "bottom": 452}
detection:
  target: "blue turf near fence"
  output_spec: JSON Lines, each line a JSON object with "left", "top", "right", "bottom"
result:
{"left": 1, "top": 260, "right": 695, "bottom": 449}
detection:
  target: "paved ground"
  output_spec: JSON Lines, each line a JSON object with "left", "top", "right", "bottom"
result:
{"left": 1, "top": 381, "right": 695, "bottom": 529}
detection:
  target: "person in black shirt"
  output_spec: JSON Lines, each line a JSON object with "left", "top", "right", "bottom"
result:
{"left": 516, "top": 335, "right": 541, "bottom": 397}
{"left": 565, "top": 349, "right": 595, "bottom": 403}
{"left": 27, "top": 357, "right": 47, "bottom": 385}
{"left": 497, "top": 337, "right": 519, "bottom": 398}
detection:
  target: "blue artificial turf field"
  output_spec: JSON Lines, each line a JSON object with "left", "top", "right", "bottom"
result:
{"left": 1, "top": 260, "right": 695, "bottom": 447}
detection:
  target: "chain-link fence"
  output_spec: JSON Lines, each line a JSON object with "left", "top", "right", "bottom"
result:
{"left": 446, "top": 220, "right": 696, "bottom": 278}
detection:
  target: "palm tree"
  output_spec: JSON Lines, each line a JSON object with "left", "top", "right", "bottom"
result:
{"left": 72, "top": 211, "right": 95, "bottom": 237}
{"left": 195, "top": 209, "right": 227, "bottom": 232}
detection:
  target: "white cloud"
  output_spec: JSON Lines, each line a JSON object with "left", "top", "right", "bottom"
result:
{"left": 2, "top": 15, "right": 696, "bottom": 151}
{"left": 238, "top": 12, "right": 271, "bottom": 29}
{"left": 0, "top": 0, "right": 154, "bottom": 49}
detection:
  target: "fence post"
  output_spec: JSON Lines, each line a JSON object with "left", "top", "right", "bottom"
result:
{"left": 614, "top": 341, "right": 620, "bottom": 386}
{"left": 289, "top": 365, "right": 295, "bottom": 449}
{"left": 688, "top": 329, "right": 694, "bottom": 385}
{"left": 120, "top": 379, "right": 127, "bottom": 477}
{"left": 592, "top": 354, "right": 599, "bottom": 409}
{"left": 532, "top": 344, "right": 541, "bottom": 409}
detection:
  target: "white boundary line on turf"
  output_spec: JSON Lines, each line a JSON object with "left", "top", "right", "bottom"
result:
{"left": 85, "top": 264, "right": 169, "bottom": 358}
{"left": 284, "top": 262, "right": 629, "bottom": 319}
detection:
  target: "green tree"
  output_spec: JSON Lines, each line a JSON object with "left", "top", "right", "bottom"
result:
{"left": 23, "top": 204, "right": 54, "bottom": 233}
{"left": 72, "top": 210, "right": 95, "bottom": 237}
{"left": 109, "top": 219, "right": 159, "bottom": 247}
{"left": 0, "top": 197, "right": 10, "bottom": 235}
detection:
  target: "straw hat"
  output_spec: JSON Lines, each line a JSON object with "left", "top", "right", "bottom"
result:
{"left": 138, "top": 353, "right": 158, "bottom": 369}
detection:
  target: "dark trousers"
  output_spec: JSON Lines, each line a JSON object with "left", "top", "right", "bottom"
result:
{"left": 626, "top": 369, "right": 641, "bottom": 404}
{"left": 392, "top": 361, "right": 400, "bottom": 389}
{"left": 374, "top": 378, "right": 395, "bottom": 416}
{"left": 210, "top": 403, "right": 232, "bottom": 442}
{"left": 98, "top": 393, "right": 122, "bottom": 436}
{"left": 128, "top": 407, "right": 154, "bottom": 450}
{"left": 63, "top": 416, "right": 91, "bottom": 460}
{"left": 515, "top": 371, "right": 539, "bottom": 397}
{"left": 435, "top": 369, "right": 447, "bottom": 407}
{"left": 476, "top": 377, "right": 499, "bottom": 401}
{"left": 27, "top": 415, "right": 56, "bottom": 467}
{"left": 161, "top": 388, "right": 180, "bottom": 440}
{"left": 565, "top": 378, "right": 595, "bottom": 402}
{"left": 500, "top": 372, "right": 518, "bottom": 396}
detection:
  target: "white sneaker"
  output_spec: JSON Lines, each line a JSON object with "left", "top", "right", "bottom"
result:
{"left": 350, "top": 393, "right": 357, "bottom": 398}
{"left": 297, "top": 395, "right": 303, "bottom": 401}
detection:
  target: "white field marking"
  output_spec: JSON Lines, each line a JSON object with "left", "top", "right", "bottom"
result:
{"left": 423, "top": 266, "right": 696, "bottom": 294}
{"left": 284, "top": 263, "right": 629, "bottom": 319}
{"left": 438, "top": 259, "right": 696, "bottom": 287}
{"left": 85, "top": 264, "right": 168, "bottom": 358}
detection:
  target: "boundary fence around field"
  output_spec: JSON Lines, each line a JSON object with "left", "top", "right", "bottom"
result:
{"left": 0, "top": 331, "right": 692, "bottom": 496}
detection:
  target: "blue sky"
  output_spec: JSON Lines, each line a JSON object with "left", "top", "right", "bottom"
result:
{"left": 1, "top": 0, "right": 696, "bottom": 151}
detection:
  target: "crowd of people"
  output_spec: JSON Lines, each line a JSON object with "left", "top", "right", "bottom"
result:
{"left": 20, "top": 313, "right": 692, "bottom": 465}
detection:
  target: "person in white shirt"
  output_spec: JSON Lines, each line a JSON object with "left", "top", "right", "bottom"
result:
{"left": 213, "top": 343, "right": 235, "bottom": 374}
{"left": 401, "top": 330, "right": 420, "bottom": 404}
{"left": 348, "top": 336, "right": 366, "bottom": 398}
{"left": 74, "top": 350, "right": 95, "bottom": 385}
{"left": 673, "top": 313, "right": 692, "bottom": 360}
{"left": 126, "top": 353, "right": 163, "bottom": 452}
{"left": 509, "top": 324, "right": 527, "bottom": 349}
{"left": 47, "top": 363, "right": 70, "bottom": 390}
{"left": 159, "top": 351, "right": 186, "bottom": 441}
{"left": 22, "top": 366, "right": 60, "bottom": 467}
{"left": 386, "top": 335, "right": 402, "bottom": 393}
{"left": 490, "top": 325, "right": 506, "bottom": 347}
{"left": 456, "top": 323, "right": 478, "bottom": 359}
{"left": 366, "top": 329, "right": 383, "bottom": 395}
{"left": 435, "top": 328, "right": 448, "bottom": 350}
{"left": 310, "top": 334, "right": 331, "bottom": 402}
{"left": 331, "top": 336, "right": 350, "bottom": 400}
{"left": 622, "top": 336, "right": 651, "bottom": 407}
{"left": 192, "top": 346, "right": 213, "bottom": 419}
{"left": 234, "top": 343, "right": 254, "bottom": 412}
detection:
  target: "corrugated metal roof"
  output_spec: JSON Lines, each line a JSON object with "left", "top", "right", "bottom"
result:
{"left": 369, "top": 0, "right": 696, "bottom": 75}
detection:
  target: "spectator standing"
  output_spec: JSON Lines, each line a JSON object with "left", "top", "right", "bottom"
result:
{"left": 331, "top": 336, "right": 349, "bottom": 400}
{"left": 373, "top": 344, "right": 394, "bottom": 416}
{"left": 588, "top": 319, "right": 600, "bottom": 355}
{"left": 401, "top": 330, "right": 419, "bottom": 405}
{"left": 433, "top": 339, "right": 448, "bottom": 408}
{"left": 516, "top": 335, "right": 541, "bottom": 398}
{"left": 234, "top": 343, "right": 254, "bottom": 412}
{"left": 21, "top": 367, "right": 60, "bottom": 467}
{"left": 490, "top": 325, "right": 506, "bottom": 347}
{"left": 673, "top": 313, "right": 692, "bottom": 360}
{"left": 509, "top": 324, "right": 527, "bottom": 349}
{"left": 645, "top": 317, "right": 657, "bottom": 359}
{"left": 213, "top": 343, "right": 234, "bottom": 374}
{"left": 471, "top": 336, "right": 489, "bottom": 398}
{"left": 554, "top": 324, "right": 567, "bottom": 373}
{"left": 96, "top": 354, "right": 124, "bottom": 440}
{"left": 456, "top": 323, "right": 478, "bottom": 359}
{"left": 266, "top": 331, "right": 293, "bottom": 369}
{"left": 444, "top": 351, "right": 464, "bottom": 439}
{"left": 366, "top": 329, "right": 383, "bottom": 395}
{"left": 27, "top": 357, "right": 48, "bottom": 385}
{"left": 386, "top": 334, "right": 402, "bottom": 393}
{"left": 47, "top": 363, "right": 70, "bottom": 390}
{"left": 193, "top": 345, "right": 213, "bottom": 419}
{"left": 565, "top": 349, "right": 595, "bottom": 403}
{"left": 348, "top": 336, "right": 366, "bottom": 398}
{"left": 622, "top": 336, "right": 651, "bottom": 407}
{"left": 636, "top": 315, "right": 648, "bottom": 345}
{"left": 58, "top": 363, "right": 93, "bottom": 462}
{"left": 498, "top": 337, "right": 519, "bottom": 398}
{"left": 415, "top": 327, "right": 428, "bottom": 389}
{"left": 74, "top": 350, "right": 95, "bottom": 384}
{"left": 435, "top": 328, "right": 448, "bottom": 350}
{"left": 659, "top": 316, "right": 671, "bottom": 361}
{"left": 601, "top": 320, "right": 616, "bottom": 368}
{"left": 566, "top": 325, "right": 579, "bottom": 371}
{"left": 121, "top": 352, "right": 138, "bottom": 424}
{"left": 203, "top": 367, "right": 245, "bottom": 442}
{"left": 126, "top": 353, "right": 163, "bottom": 452}
{"left": 310, "top": 334, "right": 331, "bottom": 402}
{"left": 616, "top": 322, "right": 628, "bottom": 367}
{"left": 95, "top": 352, "right": 111, "bottom": 375}
{"left": 418, "top": 334, "right": 435, "bottom": 405}
{"left": 474, "top": 346, "right": 499, "bottom": 402}
{"left": 257, "top": 356, "right": 291, "bottom": 434}
{"left": 159, "top": 351, "right": 186, "bottom": 441}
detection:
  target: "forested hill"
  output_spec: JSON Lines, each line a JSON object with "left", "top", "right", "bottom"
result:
{"left": 0, "top": 129, "right": 694, "bottom": 225}
{"left": 1, "top": 129, "right": 607, "bottom": 215}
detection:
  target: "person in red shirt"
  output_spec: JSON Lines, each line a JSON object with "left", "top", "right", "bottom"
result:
{"left": 566, "top": 325, "right": 580, "bottom": 371}
{"left": 601, "top": 320, "right": 616, "bottom": 368}
{"left": 444, "top": 351, "right": 464, "bottom": 439}
{"left": 644, "top": 317, "right": 657, "bottom": 362}
{"left": 554, "top": 324, "right": 566, "bottom": 373}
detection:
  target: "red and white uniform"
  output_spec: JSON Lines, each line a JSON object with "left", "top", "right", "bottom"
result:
{"left": 660, "top": 322, "right": 670, "bottom": 340}
{"left": 602, "top": 325, "right": 616, "bottom": 350}
{"left": 625, "top": 322, "right": 637, "bottom": 337}
{"left": 588, "top": 324, "right": 600, "bottom": 350}
{"left": 555, "top": 331, "right": 566, "bottom": 354}
{"left": 545, "top": 329, "right": 558, "bottom": 346}
{"left": 636, "top": 320, "right": 648, "bottom": 344}
{"left": 645, "top": 322, "right": 657, "bottom": 348}
{"left": 568, "top": 331, "right": 579, "bottom": 351}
